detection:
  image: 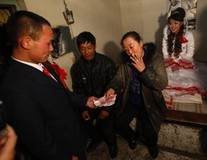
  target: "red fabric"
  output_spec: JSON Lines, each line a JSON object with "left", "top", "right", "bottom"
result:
{"left": 45, "top": 62, "right": 69, "bottom": 89}
{"left": 42, "top": 66, "right": 51, "bottom": 77}
{"left": 179, "top": 36, "right": 188, "bottom": 43}
{"left": 165, "top": 58, "right": 194, "bottom": 70}
{"left": 165, "top": 86, "right": 206, "bottom": 96}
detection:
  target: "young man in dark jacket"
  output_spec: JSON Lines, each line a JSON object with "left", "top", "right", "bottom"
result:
{"left": 71, "top": 31, "right": 120, "bottom": 159}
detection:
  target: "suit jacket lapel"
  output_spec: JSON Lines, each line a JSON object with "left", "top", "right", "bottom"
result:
{"left": 11, "top": 59, "right": 62, "bottom": 89}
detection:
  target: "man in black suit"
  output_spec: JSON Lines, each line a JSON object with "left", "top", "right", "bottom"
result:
{"left": 0, "top": 10, "right": 97, "bottom": 160}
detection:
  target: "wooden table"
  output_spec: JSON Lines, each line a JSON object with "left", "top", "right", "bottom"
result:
{"left": 165, "top": 99, "right": 207, "bottom": 126}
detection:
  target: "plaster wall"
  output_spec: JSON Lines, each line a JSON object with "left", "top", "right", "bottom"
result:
{"left": 24, "top": 0, "right": 123, "bottom": 64}
{"left": 23, "top": 0, "right": 207, "bottom": 62}
{"left": 120, "top": 0, "right": 207, "bottom": 62}
{"left": 23, "top": 0, "right": 123, "bottom": 88}
{"left": 4, "top": 0, "right": 207, "bottom": 88}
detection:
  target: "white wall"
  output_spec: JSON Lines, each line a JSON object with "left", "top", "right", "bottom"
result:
{"left": 23, "top": 0, "right": 207, "bottom": 62}
{"left": 24, "top": 0, "right": 123, "bottom": 63}
{"left": 120, "top": 0, "right": 207, "bottom": 62}
{"left": 120, "top": 0, "right": 166, "bottom": 42}
{"left": 23, "top": 0, "right": 123, "bottom": 88}
{"left": 120, "top": 0, "right": 167, "bottom": 53}
{"left": 193, "top": 0, "right": 207, "bottom": 62}
{"left": 9, "top": 0, "right": 207, "bottom": 88}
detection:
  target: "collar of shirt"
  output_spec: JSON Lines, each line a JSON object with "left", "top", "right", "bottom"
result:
{"left": 11, "top": 57, "right": 58, "bottom": 81}
{"left": 12, "top": 57, "right": 43, "bottom": 72}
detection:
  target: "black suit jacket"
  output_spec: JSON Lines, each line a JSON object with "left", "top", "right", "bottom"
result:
{"left": 0, "top": 59, "right": 88, "bottom": 160}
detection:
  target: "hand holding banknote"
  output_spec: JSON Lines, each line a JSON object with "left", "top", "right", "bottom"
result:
{"left": 93, "top": 94, "right": 117, "bottom": 107}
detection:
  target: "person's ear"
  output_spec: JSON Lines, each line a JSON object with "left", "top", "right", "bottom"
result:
{"left": 20, "top": 36, "right": 31, "bottom": 49}
{"left": 140, "top": 40, "right": 144, "bottom": 48}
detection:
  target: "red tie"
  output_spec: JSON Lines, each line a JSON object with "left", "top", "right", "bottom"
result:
{"left": 42, "top": 66, "right": 69, "bottom": 89}
{"left": 42, "top": 66, "right": 51, "bottom": 77}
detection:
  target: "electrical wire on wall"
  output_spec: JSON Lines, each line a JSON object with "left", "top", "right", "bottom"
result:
{"left": 62, "top": 0, "right": 74, "bottom": 38}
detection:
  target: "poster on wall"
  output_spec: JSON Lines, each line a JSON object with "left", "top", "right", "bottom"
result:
{"left": 167, "top": 0, "right": 198, "bottom": 30}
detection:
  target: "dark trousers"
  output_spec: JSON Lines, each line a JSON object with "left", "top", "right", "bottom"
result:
{"left": 84, "top": 109, "right": 116, "bottom": 146}
{"left": 115, "top": 103, "right": 158, "bottom": 147}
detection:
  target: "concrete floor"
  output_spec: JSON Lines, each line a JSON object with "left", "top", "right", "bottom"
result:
{"left": 86, "top": 135, "right": 200, "bottom": 160}
{"left": 86, "top": 135, "right": 207, "bottom": 160}
{"left": 86, "top": 122, "right": 207, "bottom": 160}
